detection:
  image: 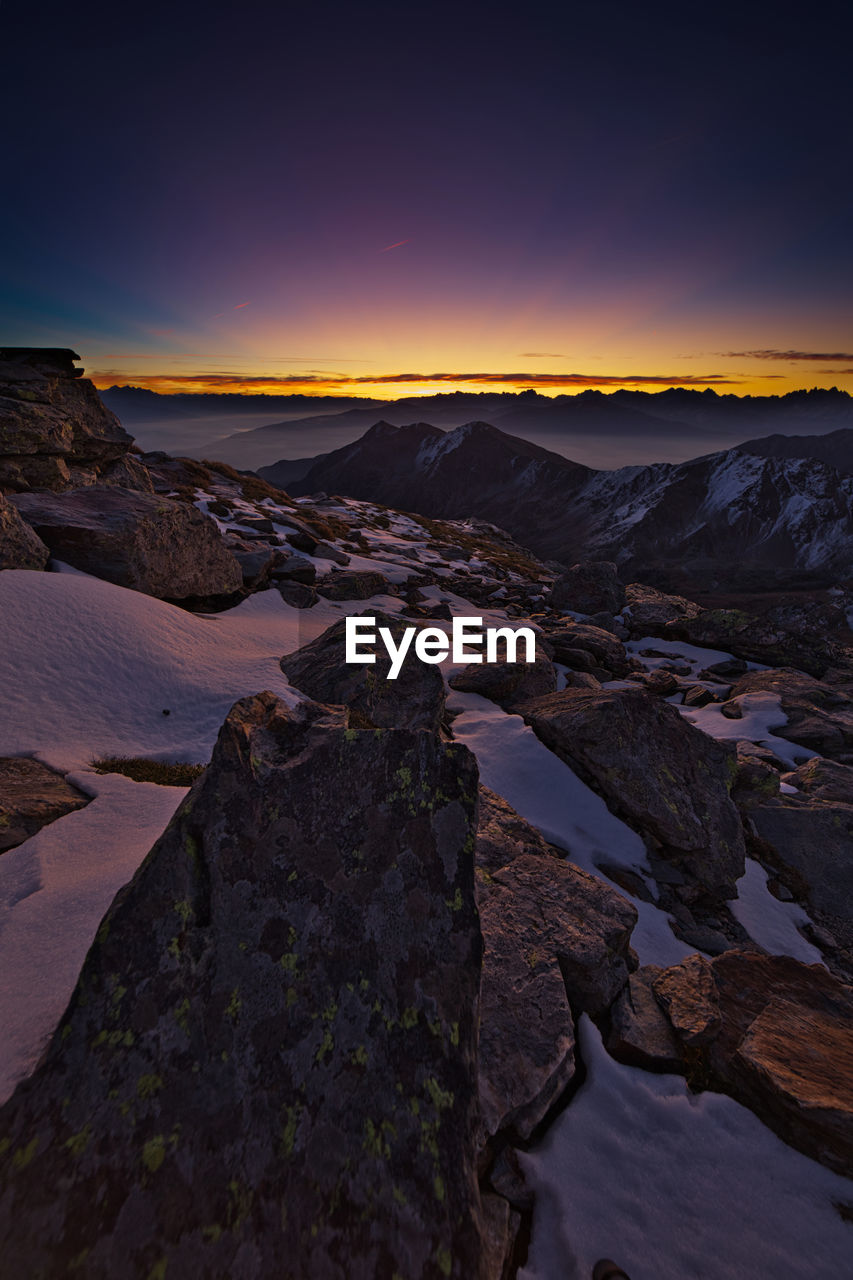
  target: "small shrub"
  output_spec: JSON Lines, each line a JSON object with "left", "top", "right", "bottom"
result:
{"left": 91, "top": 757, "right": 206, "bottom": 787}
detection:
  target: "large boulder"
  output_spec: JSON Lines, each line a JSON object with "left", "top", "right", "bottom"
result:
{"left": 729, "top": 669, "right": 853, "bottom": 761}
{"left": 0, "top": 493, "right": 49, "bottom": 570}
{"left": 10, "top": 486, "right": 242, "bottom": 600}
{"left": 550, "top": 561, "right": 625, "bottom": 616}
{"left": 0, "top": 757, "right": 91, "bottom": 853}
{"left": 0, "top": 692, "right": 487, "bottom": 1278}
{"left": 474, "top": 788, "right": 636, "bottom": 1144}
{"left": 0, "top": 348, "right": 135, "bottom": 492}
{"left": 520, "top": 687, "right": 746, "bottom": 899}
{"left": 281, "top": 612, "right": 446, "bottom": 732}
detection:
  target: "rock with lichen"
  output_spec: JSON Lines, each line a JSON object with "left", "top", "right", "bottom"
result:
{"left": 0, "top": 692, "right": 487, "bottom": 1278}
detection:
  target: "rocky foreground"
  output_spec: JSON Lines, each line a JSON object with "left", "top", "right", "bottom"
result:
{"left": 1, "top": 349, "right": 852, "bottom": 1277}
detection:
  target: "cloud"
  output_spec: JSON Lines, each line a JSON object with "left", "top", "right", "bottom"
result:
{"left": 211, "top": 302, "right": 251, "bottom": 318}
{"left": 90, "top": 368, "right": 743, "bottom": 395}
{"left": 379, "top": 239, "right": 410, "bottom": 252}
{"left": 518, "top": 352, "right": 564, "bottom": 358}
{"left": 339, "top": 371, "right": 740, "bottom": 387}
{"left": 720, "top": 349, "right": 853, "bottom": 361}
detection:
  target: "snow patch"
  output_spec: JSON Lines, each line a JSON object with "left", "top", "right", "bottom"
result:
{"left": 520, "top": 1017, "right": 853, "bottom": 1280}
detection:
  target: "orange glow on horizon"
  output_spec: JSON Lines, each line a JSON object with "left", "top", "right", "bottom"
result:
{"left": 89, "top": 370, "right": 766, "bottom": 397}
{"left": 86, "top": 366, "right": 853, "bottom": 399}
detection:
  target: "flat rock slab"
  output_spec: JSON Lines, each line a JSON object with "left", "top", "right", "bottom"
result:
{"left": 0, "top": 757, "right": 90, "bottom": 852}
{"left": 0, "top": 693, "right": 486, "bottom": 1278}
{"left": 10, "top": 486, "right": 242, "bottom": 600}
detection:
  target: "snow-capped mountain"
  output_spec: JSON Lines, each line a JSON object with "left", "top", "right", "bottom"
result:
{"left": 286, "top": 420, "right": 853, "bottom": 585}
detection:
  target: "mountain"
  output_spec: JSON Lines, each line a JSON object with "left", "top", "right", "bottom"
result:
{"left": 288, "top": 420, "right": 853, "bottom": 588}
{"left": 738, "top": 427, "right": 853, "bottom": 476}
{"left": 100, "top": 386, "right": 379, "bottom": 422}
{"left": 189, "top": 386, "right": 853, "bottom": 471}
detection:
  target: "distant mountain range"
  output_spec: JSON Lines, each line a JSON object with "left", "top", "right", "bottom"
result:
{"left": 100, "top": 387, "right": 380, "bottom": 421}
{"left": 274, "top": 420, "right": 853, "bottom": 589}
{"left": 102, "top": 385, "right": 853, "bottom": 471}
{"left": 736, "top": 427, "right": 853, "bottom": 477}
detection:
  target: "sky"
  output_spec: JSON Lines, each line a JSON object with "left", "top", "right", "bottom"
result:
{"left": 2, "top": 0, "right": 852, "bottom": 401}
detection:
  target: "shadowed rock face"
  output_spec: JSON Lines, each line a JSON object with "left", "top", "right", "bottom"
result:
{"left": 0, "top": 693, "right": 486, "bottom": 1279}
{"left": 519, "top": 687, "right": 746, "bottom": 901}
{"left": 749, "top": 802, "right": 853, "bottom": 953}
{"left": 0, "top": 493, "right": 49, "bottom": 570}
{"left": 10, "top": 486, "right": 242, "bottom": 600}
{"left": 550, "top": 561, "right": 625, "bottom": 616}
{"left": 281, "top": 613, "right": 447, "bottom": 732}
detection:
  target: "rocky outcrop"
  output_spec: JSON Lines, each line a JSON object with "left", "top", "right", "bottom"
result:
{"left": 544, "top": 621, "right": 630, "bottom": 677}
{"left": 520, "top": 688, "right": 746, "bottom": 900}
{"left": 281, "top": 613, "right": 446, "bottom": 732}
{"left": 550, "top": 561, "right": 625, "bottom": 616}
{"left": 10, "top": 487, "right": 242, "bottom": 600}
{"left": 0, "top": 493, "right": 49, "bottom": 570}
{"left": 786, "top": 757, "right": 853, "bottom": 803}
{"left": 729, "top": 669, "right": 853, "bottom": 761}
{"left": 474, "top": 789, "right": 636, "bottom": 1145}
{"left": 449, "top": 654, "right": 557, "bottom": 711}
{"left": 605, "top": 966, "right": 684, "bottom": 1072}
{"left": 0, "top": 349, "right": 139, "bottom": 493}
{"left": 316, "top": 569, "right": 393, "bottom": 600}
{"left": 623, "top": 583, "right": 701, "bottom": 635}
{"left": 652, "top": 954, "right": 721, "bottom": 1046}
{"left": 665, "top": 606, "right": 850, "bottom": 680}
{"left": 0, "top": 693, "right": 487, "bottom": 1278}
{"left": 606, "top": 950, "right": 853, "bottom": 1175}
{"left": 0, "top": 757, "right": 91, "bottom": 852}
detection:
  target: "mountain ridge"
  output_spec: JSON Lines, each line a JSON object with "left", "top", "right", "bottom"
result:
{"left": 283, "top": 420, "right": 853, "bottom": 590}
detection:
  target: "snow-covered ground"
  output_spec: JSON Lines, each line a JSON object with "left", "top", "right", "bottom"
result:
{"left": 0, "top": 570, "right": 394, "bottom": 1100}
{"left": 447, "top": 690, "right": 694, "bottom": 967}
{"left": 519, "top": 1017, "right": 853, "bottom": 1280}
{"left": 2, "top": 543, "right": 850, "bottom": 1271}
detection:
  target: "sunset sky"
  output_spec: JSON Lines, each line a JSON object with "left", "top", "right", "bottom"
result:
{"left": 2, "top": 1, "right": 852, "bottom": 400}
